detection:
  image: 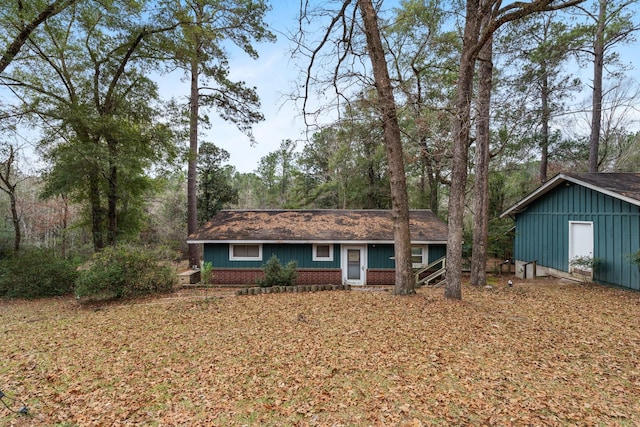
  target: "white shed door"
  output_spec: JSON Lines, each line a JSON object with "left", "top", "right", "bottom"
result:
{"left": 569, "top": 221, "right": 594, "bottom": 270}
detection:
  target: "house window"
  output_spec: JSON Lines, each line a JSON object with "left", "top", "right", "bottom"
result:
{"left": 313, "top": 244, "right": 333, "bottom": 261}
{"left": 411, "top": 246, "right": 426, "bottom": 267}
{"left": 230, "top": 244, "right": 262, "bottom": 261}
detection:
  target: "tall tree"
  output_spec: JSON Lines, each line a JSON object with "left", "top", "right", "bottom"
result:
{"left": 501, "top": 13, "right": 582, "bottom": 183}
{"left": 197, "top": 143, "right": 237, "bottom": 224}
{"left": 358, "top": 0, "right": 414, "bottom": 295}
{"left": 385, "top": 0, "right": 459, "bottom": 216}
{"left": 154, "top": 0, "right": 274, "bottom": 268}
{"left": 572, "top": 0, "right": 638, "bottom": 172}
{"left": 470, "top": 28, "right": 493, "bottom": 287}
{"left": 255, "top": 139, "right": 297, "bottom": 208}
{"left": 445, "top": 0, "right": 583, "bottom": 300}
{"left": 596, "top": 79, "right": 640, "bottom": 170}
{"left": 297, "top": 0, "right": 415, "bottom": 293}
{"left": 292, "top": 97, "right": 391, "bottom": 210}
{"left": 6, "top": 0, "right": 176, "bottom": 251}
{"left": 0, "top": 144, "right": 24, "bottom": 252}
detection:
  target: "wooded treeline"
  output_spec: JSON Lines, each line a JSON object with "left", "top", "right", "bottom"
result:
{"left": 1, "top": 0, "right": 639, "bottom": 299}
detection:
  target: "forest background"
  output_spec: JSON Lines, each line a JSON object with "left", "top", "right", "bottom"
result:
{"left": 1, "top": 0, "right": 639, "bottom": 297}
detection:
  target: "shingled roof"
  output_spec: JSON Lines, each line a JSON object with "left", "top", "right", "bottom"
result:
{"left": 188, "top": 209, "right": 448, "bottom": 244}
{"left": 501, "top": 172, "right": 640, "bottom": 217}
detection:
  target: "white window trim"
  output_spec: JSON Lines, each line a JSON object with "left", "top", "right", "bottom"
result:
{"left": 312, "top": 243, "right": 334, "bottom": 261}
{"left": 411, "top": 245, "right": 428, "bottom": 268}
{"left": 229, "top": 243, "right": 263, "bottom": 261}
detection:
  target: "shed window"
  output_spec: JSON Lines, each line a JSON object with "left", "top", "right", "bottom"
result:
{"left": 230, "top": 244, "right": 262, "bottom": 261}
{"left": 411, "top": 246, "right": 426, "bottom": 267}
{"left": 313, "top": 244, "right": 333, "bottom": 261}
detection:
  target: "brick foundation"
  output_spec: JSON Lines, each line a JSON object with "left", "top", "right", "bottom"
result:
{"left": 297, "top": 270, "right": 342, "bottom": 285}
{"left": 210, "top": 269, "right": 263, "bottom": 286}
{"left": 366, "top": 269, "right": 396, "bottom": 285}
{"left": 209, "top": 268, "right": 343, "bottom": 286}
{"left": 209, "top": 268, "right": 398, "bottom": 286}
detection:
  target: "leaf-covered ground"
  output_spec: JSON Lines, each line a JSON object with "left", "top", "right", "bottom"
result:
{"left": 1, "top": 277, "right": 639, "bottom": 426}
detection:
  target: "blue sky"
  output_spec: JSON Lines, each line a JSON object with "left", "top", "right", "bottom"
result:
{"left": 172, "top": 0, "right": 640, "bottom": 174}
{"left": 157, "top": 0, "right": 311, "bottom": 174}
{"left": 9, "top": 0, "right": 634, "bottom": 175}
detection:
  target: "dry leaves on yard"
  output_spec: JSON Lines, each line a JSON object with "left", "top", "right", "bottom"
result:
{"left": 1, "top": 278, "right": 639, "bottom": 426}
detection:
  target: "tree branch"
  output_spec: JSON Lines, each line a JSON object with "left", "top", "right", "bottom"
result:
{"left": 0, "top": 0, "right": 79, "bottom": 75}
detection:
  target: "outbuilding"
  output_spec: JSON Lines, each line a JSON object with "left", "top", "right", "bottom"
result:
{"left": 187, "top": 209, "right": 448, "bottom": 286}
{"left": 501, "top": 173, "right": 640, "bottom": 290}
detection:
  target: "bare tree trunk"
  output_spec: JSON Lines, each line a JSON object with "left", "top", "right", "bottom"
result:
{"left": 188, "top": 57, "right": 200, "bottom": 268}
{"left": 539, "top": 62, "right": 550, "bottom": 183}
{"left": 445, "top": 0, "right": 583, "bottom": 299}
{"left": 0, "top": 146, "right": 21, "bottom": 253}
{"left": 107, "top": 139, "right": 118, "bottom": 246}
{"left": 470, "top": 33, "right": 493, "bottom": 287}
{"left": 445, "top": 0, "right": 482, "bottom": 300}
{"left": 61, "top": 195, "right": 69, "bottom": 258}
{"left": 88, "top": 174, "right": 104, "bottom": 251}
{"left": 8, "top": 191, "right": 20, "bottom": 252}
{"left": 358, "top": 0, "right": 415, "bottom": 295}
{"left": 589, "top": 0, "right": 606, "bottom": 173}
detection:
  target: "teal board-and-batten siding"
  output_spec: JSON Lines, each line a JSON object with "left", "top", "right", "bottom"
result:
{"left": 367, "top": 244, "right": 446, "bottom": 268}
{"left": 514, "top": 183, "right": 640, "bottom": 289}
{"left": 427, "top": 244, "right": 447, "bottom": 263}
{"left": 204, "top": 243, "right": 341, "bottom": 269}
{"left": 204, "top": 243, "right": 448, "bottom": 270}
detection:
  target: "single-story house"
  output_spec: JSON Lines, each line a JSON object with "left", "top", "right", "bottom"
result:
{"left": 500, "top": 173, "right": 640, "bottom": 290}
{"left": 187, "top": 209, "right": 448, "bottom": 286}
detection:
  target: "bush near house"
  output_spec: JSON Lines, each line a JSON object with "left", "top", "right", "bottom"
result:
{"left": 75, "top": 245, "right": 176, "bottom": 301}
{"left": 569, "top": 255, "right": 602, "bottom": 282}
{"left": 0, "top": 248, "right": 79, "bottom": 299}
{"left": 257, "top": 255, "right": 298, "bottom": 287}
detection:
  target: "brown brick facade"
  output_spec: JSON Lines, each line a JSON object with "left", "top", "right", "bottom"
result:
{"left": 209, "top": 268, "right": 343, "bottom": 286}
{"left": 366, "top": 269, "right": 396, "bottom": 285}
{"left": 208, "top": 268, "right": 397, "bottom": 286}
{"left": 210, "top": 269, "right": 263, "bottom": 286}
{"left": 297, "top": 270, "right": 342, "bottom": 285}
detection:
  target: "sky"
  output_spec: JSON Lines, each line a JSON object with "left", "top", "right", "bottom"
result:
{"left": 157, "top": 0, "right": 403, "bottom": 174}
{"left": 157, "top": 0, "right": 313, "bottom": 174}
{"left": 156, "top": 0, "right": 640, "bottom": 175}
{"left": 7, "top": 0, "right": 640, "bottom": 175}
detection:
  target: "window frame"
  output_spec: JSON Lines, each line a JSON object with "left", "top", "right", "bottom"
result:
{"left": 411, "top": 245, "right": 427, "bottom": 268}
{"left": 229, "top": 243, "right": 263, "bottom": 261}
{"left": 312, "top": 243, "right": 334, "bottom": 261}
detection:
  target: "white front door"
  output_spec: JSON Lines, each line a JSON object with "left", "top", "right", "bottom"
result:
{"left": 342, "top": 245, "right": 366, "bottom": 285}
{"left": 569, "top": 221, "right": 594, "bottom": 271}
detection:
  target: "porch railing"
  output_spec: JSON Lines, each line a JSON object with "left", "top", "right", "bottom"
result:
{"left": 415, "top": 256, "right": 446, "bottom": 287}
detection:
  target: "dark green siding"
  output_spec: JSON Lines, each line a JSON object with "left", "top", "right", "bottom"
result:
{"left": 367, "top": 244, "right": 447, "bottom": 268}
{"left": 514, "top": 183, "right": 640, "bottom": 290}
{"left": 206, "top": 242, "right": 449, "bottom": 271}
{"left": 368, "top": 244, "right": 395, "bottom": 268}
{"left": 428, "top": 245, "right": 447, "bottom": 263}
{"left": 204, "top": 243, "right": 341, "bottom": 269}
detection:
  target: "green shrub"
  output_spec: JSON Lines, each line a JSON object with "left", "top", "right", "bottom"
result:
{"left": 569, "top": 255, "right": 602, "bottom": 283}
{"left": 628, "top": 249, "right": 640, "bottom": 268}
{"left": 75, "top": 245, "right": 176, "bottom": 301}
{"left": 201, "top": 261, "right": 214, "bottom": 285}
{"left": 0, "top": 248, "right": 79, "bottom": 299}
{"left": 257, "top": 255, "right": 298, "bottom": 287}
